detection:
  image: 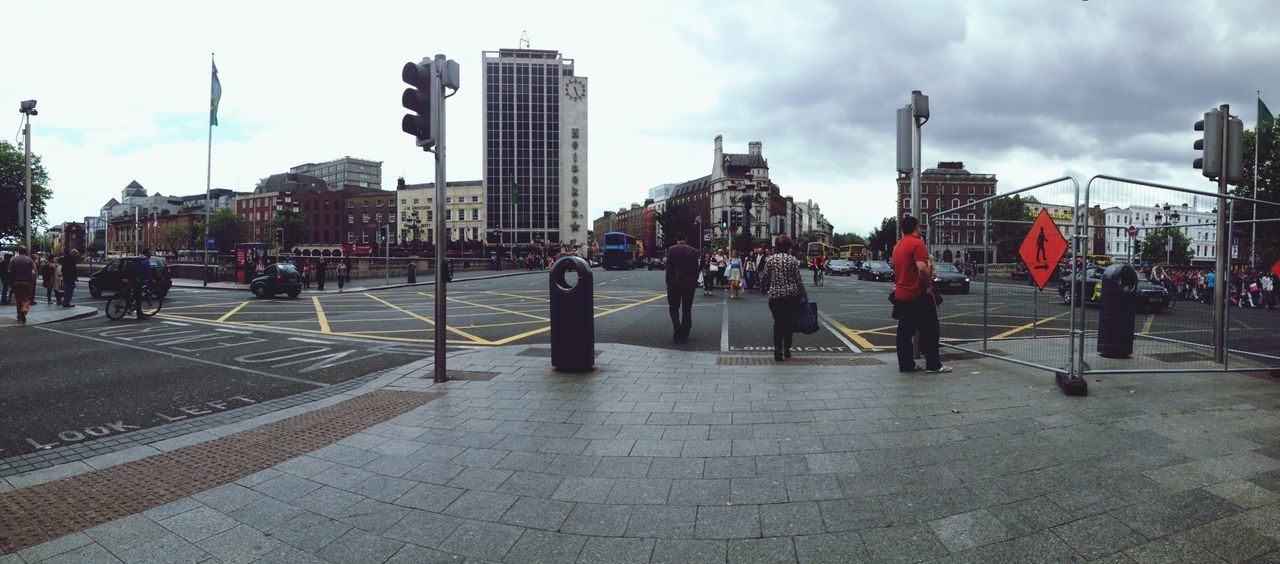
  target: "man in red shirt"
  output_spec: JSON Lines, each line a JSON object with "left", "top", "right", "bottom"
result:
{"left": 892, "top": 216, "right": 951, "bottom": 373}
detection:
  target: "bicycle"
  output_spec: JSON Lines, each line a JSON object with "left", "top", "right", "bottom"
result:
{"left": 813, "top": 266, "right": 824, "bottom": 287}
{"left": 105, "top": 283, "right": 163, "bottom": 320}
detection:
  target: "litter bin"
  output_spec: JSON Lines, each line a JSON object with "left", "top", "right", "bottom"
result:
{"left": 407, "top": 261, "right": 417, "bottom": 284}
{"left": 549, "top": 255, "right": 594, "bottom": 372}
{"left": 1097, "top": 263, "right": 1139, "bottom": 359}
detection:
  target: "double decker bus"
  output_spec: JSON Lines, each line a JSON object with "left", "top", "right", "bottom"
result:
{"left": 602, "top": 232, "right": 638, "bottom": 270}
{"left": 840, "top": 244, "right": 865, "bottom": 261}
{"left": 806, "top": 242, "right": 838, "bottom": 267}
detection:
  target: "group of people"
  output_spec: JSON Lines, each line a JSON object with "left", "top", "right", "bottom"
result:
{"left": 2, "top": 246, "right": 80, "bottom": 324}
{"left": 1146, "top": 263, "right": 1277, "bottom": 309}
{"left": 666, "top": 234, "right": 810, "bottom": 360}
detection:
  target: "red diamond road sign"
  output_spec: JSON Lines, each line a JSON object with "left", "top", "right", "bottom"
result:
{"left": 1019, "top": 208, "right": 1069, "bottom": 290}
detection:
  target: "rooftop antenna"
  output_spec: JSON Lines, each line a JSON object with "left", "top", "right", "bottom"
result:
{"left": 520, "top": 30, "right": 530, "bottom": 49}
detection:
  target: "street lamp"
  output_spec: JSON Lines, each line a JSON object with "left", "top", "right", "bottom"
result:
{"left": 19, "top": 100, "right": 37, "bottom": 252}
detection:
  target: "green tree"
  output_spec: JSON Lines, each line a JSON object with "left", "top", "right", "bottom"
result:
{"left": 655, "top": 201, "right": 697, "bottom": 249}
{"left": 831, "top": 232, "right": 867, "bottom": 248}
{"left": 866, "top": 217, "right": 898, "bottom": 260}
{"left": 987, "top": 195, "right": 1035, "bottom": 263}
{"left": 1140, "top": 226, "right": 1194, "bottom": 265}
{"left": 1229, "top": 127, "right": 1280, "bottom": 265}
{"left": 208, "top": 208, "right": 246, "bottom": 252}
{"left": 159, "top": 221, "right": 192, "bottom": 257}
{"left": 268, "top": 212, "right": 308, "bottom": 251}
{"left": 0, "top": 140, "right": 52, "bottom": 245}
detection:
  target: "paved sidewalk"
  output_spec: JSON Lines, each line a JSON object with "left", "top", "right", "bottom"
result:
{"left": 3, "top": 345, "right": 1280, "bottom": 562}
{"left": 0, "top": 303, "right": 96, "bottom": 327}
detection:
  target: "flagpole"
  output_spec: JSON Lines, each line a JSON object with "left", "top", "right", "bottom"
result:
{"left": 1252, "top": 90, "right": 1260, "bottom": 268}
{"left": 204, "top": 53, "right": 215, "bottom": 286}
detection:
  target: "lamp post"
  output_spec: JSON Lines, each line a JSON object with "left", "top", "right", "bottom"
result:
{"left": 19, "top": 100, "right": 37, "bottom": 252}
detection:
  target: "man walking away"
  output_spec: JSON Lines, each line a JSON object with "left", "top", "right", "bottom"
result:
{"left": 132, "top": 250, "right": 153, "bottom": 320}
{"left": 316, "top": 260, "right": 327, "bottom": 291}
{"left": 665, "top": 232, "right": 700, "bottom": 342}
{"left": 9, "top": 247, "right": 36, "bottom": 323}
{"left": 60, "top": 250, "right": 79, "bottom": 307}
{"left": 893, "top": 216, "right": 951, "bottom": 373}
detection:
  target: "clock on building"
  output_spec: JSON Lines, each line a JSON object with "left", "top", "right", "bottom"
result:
{"left": 565, "top": 78, "right": 586, "bottom": 101}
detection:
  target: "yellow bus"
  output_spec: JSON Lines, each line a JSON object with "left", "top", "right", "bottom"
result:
{"left": 806, "top": 242, "right": 837, "bottom": 266}
{"left": 840, "top": 244, "right": 865, "bottom": 261}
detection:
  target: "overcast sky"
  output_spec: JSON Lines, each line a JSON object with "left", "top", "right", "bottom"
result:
{"left": 6, "top": 0, "right": 1277, "bottom": 237}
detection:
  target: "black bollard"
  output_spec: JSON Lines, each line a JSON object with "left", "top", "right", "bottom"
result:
{"left": 549, "top": 255, "right": 594, "bottom": 372}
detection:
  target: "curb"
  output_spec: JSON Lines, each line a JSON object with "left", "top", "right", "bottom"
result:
{"left": 0, "top": 306, "right": 98, "bottom": 328}
{"left": 170, "top": 269, "right": 548, "bottom": 293}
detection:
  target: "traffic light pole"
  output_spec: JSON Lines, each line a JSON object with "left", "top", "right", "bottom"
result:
{"left": 385, "top": 225, "right": 390, "bottom": 287}
{"left": 432, "top": 54, "right": 449, "bottom": 385}
{"left": 1213, "top": 103, "right": 1229, "bottom": 363}
{"left": 23, "top": 118, "right": 32, "bottom": 252}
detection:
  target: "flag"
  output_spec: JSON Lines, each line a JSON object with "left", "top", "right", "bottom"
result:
{"left": 1260, "top": 97, "right": 1274, "bottom": 158}
{"left": 210, "top": 61, "right": 222, "bottom": 126}
{"left": 510, "top": 179, "right": 519, "bottom": 204}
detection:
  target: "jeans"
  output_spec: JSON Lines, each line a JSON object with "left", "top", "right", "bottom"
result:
{"left": 1, "top": 279, "right": 9, "bottom": 303}
{"left": 896, "top": 294, "right": 941, "bottom": 371}
{"left": 667, "top": 285, "right": 696, "bottom": 338}
{"left": 62, "top": 281, "right": 75, "bottom": 306}
{"left": 768, "top": 296, "right": 801, "bottom": 355}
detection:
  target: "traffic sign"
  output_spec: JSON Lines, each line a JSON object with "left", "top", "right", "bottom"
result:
{"left": 1128, "top": 225, "right": 1137, "bottom": 238}
{"left": 205, "top": 236, "right": 216, "bottom": 250}
{"left": 1019, "top": 208, "right": 1069, "bottom": 290}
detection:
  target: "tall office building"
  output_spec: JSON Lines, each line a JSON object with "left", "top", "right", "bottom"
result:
{"left": 289, "top": 156, "right": 383, "bottom": 192}
{"left": 482, "top": 48, "right": 588, "bottom": 249}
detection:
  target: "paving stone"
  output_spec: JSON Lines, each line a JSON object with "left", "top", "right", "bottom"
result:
{"left": 253, "top": 543, "right": 329, "bottom": 564}
{"left": 731, "top": 477, "right": 790, "bottom": 504}
{"left": 335, "top": 498, "right": 411, "bottom": 534}
{"left": 987, "top": 495, "right": 1074, "bottom": 537}
{"left": 384, "top": 544, "right": 467, "bottom": 563}
{"left": 445, "top": 467, "right": 513, "bottom": 491}
{"left": 380, "top": 509, "right": 462, "bottom": 548}
{"left": 706, "top": 457, "right": 757, "bottom": 479}
{"left": 442, "top": 490, "right": 518, "bottom": 521}
{"left": 605, "top": 477, "right": 670, "bottom": 504}
{"left": 696, "top": 505, "right": 761, "bottom": 539}
{"left": 266, "top": 512, "right": 353, "bottom": 552}
{"left": 195, "top": 523, "right": 282, "bottom": 564}
{"left": 728, "top": 536, "right": 797, "bottom": 563}
{"left": 786, "top": 474, "right": 844, "bottom": 502}
{"left": 1182, "top": 516, "right": 1280, "bottom": 562}
{"left": 191, "top": 483, "right": 264, "bottom": 513}
{"left": 496, "top": 451, "right": 559, "bottom": 473}
{"left": 1052, "top": 513, "right": 1146, "bottom": 560}
{"left": 939, "top": 530, "right": 1084, "bottom": 563}
{"left": 251, "top": 473, "right": 324, "bottom": 502}
{"left": 1121, "top": 534, "right": 1224, "bottom": 563}
{"left": 682, "top": 440, "right": 734, "bottom": 458}
{"left": 669, "top": 478, "right": 732, "bottom": 505}
{"left": 577, "top": 537, "right": 655, "bottom": 564}
{"left": 310, "top": 464, "right": 376, "bottom": 490}
{"left": 500, "top": 497, "right": 575, "bottom": 531}
{"left": 582, "top": 439, "right": 637, "bottom": 457}
{"left": 793, "top": 531, "right": 872, "bottom": 563}
{"left": 17, "top": 532, "right": 94, "bottom": 563}
{"left": 114, "top": 533, "right": 211, "bottom": 564}
{"left": 835, "top": 469, "right": 903, "bottom": 498}
{"left": 449, "top": 447, "right": 510, "bottom": 468}
{"left": 859, "top": 523, "right": 949, "bottom": 563}
{"left": 594, "top": 456, "right": 653, "bottom": 478}
{"left": 274, "top": 457, "right": 337, "bottom": 480}
{"left": 436, "top": 520, "right": 524, "bottom": 561}
{"left": 401, "top": 461, "right": 466, "bottom": 485}
{"left": 1205, "top": 479, "right": 1280, "bottom": 509}
{"left": 142, "top": 498, "right": 205, "bottom": 522}
{"left": 505, "top": 530, "right": 588, "bottom": 563}
{"left": 314, "top": 528, "right": 405, "bottom": 564}
{"left": 650, "top": 539, "right": 727, "bottom": 564}
{"left": 158, "top": 506, "right": 240, "bottom": 543}
{"left": 544, "top": 454, "right": 605, "bottom": 477}
{"left": 760, "top": 502, "right": 826, "bottom": 536}
{"left": 82, "top": 514, "right": 172, "bottom": 553}
{"left": 498, "top": 471, "right": 565, "bottom": 498}
{"left": 360, "top": 454, "right": 424, "bottom": 478}
{"left": 627, "top": 505, "right": 697, "bottom": 539}
{"left": 818, "top": 498, "right": 890, "bottom": 532}
{"left": 649, "top": 457, "right": 706, "bottom": 479}
{"left": 551, "top": 477, "right": 616, "bottom": 503}
{"left": 561, "top": 503, "right": 633, "bottom": 537}
{"left": 928, "top": 508, "right": 1014, "bottom": 553}
{"left": 32, "top": 542, "right": 122, "bottom": 564}
{"left": 227, "top": 495, "right": 307, "bottom": 531}
{"left": 395, "top": 482, "right": 466, "bottom": 512}
{"left": 632, "top": 440, "right": 685, "bottom": 457}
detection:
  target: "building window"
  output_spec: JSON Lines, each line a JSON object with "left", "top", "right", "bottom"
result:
{"left": 362, "top": 214, "right": 370, "bottom": 223}
{"left": 413, "top": 198, "right": 419, "bottom": 205}
{"left": 472, "top": 196, "right": 479, "bottom": 203}
{"left": 969, "top": 186, "right": 975, "bottom": 195}
{"left": 472, "top": 209, "right": 479, "bottom": 221}
{"left": 400, "top": 199, "right": 406, "bottom": 205}
{"left": 375, "top": 213, "right": 382, "bottom": 222}
{"left": 347, "top": 214, "right": 354, "bottom": 224}
{"left": 952, "top": 198, "right": 959, "bottom": 209}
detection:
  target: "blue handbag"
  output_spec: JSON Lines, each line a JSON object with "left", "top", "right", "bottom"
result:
{"left": 794, "top": 297, "right": 819, "bottom": 335}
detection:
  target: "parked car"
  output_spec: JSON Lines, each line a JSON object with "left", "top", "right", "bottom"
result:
{"left": 827, "top": 259, "right": 855, "bottom": 276}
{"left": 1012, "top": 263, "right": 1028, "bottom": 279}
{"left": 88, "top": 256, "right": 173, "bottom": 298}
{"left": 1057, "top": 266, "right": 1170, "bottom": 312}
{"left": 858, "top": 260, "right": 896, "bottom": 281}
{"left": 250, "top": 263, "right": 303, "bottom": 299}
{"left": 932, "top": 262, "right": 970, "bottom": 294}
{"left": 646, "top": 257, "right": 666, "bottom": 270}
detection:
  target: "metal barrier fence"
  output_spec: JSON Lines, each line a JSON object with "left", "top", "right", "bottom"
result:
{"left": 923, "top": 175, "right": 1280, "bottom": 396}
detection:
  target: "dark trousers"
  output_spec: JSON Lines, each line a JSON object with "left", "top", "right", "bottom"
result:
{"left": 769, "top": 296, "right": 801, "bottom": 354}
{"left": 316, "top": 273, "right": 325, "bottom": 290}
{"left": 896, "top": 294, "right": 941, "bottom": 371}
{"left": 667, "top": 285, "right": 696, "bottom": 338}
{"left": 1, "top": 279, "right": 10, "bottom": 303}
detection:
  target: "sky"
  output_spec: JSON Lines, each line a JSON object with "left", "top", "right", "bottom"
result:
{"left": 5, "top": 0, "right": 1278, "bottom": 238}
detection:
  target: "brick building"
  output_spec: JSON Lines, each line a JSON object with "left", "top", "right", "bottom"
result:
{"left": 896, "top": 161, "right": 998, "bottom": 263}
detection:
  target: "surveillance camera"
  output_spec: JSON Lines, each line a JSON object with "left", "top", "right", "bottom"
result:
{"left": 20, "top": 99, "right": 37, "bottom": 114}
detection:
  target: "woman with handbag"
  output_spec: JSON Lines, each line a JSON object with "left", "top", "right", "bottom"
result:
{"left": 759, "top": 235, "right": 807, "bottom": 361}
{"left": 727, "top": 251, "right": 743, "bottom": 299}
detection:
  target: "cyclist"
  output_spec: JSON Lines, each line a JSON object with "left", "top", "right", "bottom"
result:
{"left": 129, "top": 250, "right": 153, "bottom": 320}
{"left": 813, "top": 253, "right": 827, "bottom": 285}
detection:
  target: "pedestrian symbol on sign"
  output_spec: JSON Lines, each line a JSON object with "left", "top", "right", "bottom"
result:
{"left": 1018, "top": 208, "right": 1069, "bottom": 290}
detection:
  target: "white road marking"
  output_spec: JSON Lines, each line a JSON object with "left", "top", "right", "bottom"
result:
{"left": 720, "top": 293, "right": 730, "bottom": 353}
{"left": 215, "top": 328, "right": 252, "bottom": 335}
{"left": 36, "top": 326, "right": 329, "bottom": 387}
{"left": 288, "top": 337, "right": 334, "bottom": 344}
{"left": 162, "top": 321, "right": 190, "bottom": 326}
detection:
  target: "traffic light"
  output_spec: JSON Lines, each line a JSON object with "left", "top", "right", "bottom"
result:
{"left": 379, "top": 226, "right": 388, "bottom": 244}
{"left": 1226, "top": 114, "right": 1244, "bottom": 185}
{"left": 1194, "top": 109, "right": 1223, "bottom": 178}
{"left": 274, "top": 228, "right": 283, "bottom": 248}
{"left": 401, "top": 60, "right": 437, "bottom": 150}
{"left": 1133, "top": 240, "right": 1142, "bottom": 256}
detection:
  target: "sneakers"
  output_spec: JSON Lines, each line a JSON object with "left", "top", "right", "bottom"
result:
{"left": 925, "top": 365, "right": 954, "bottom": 373}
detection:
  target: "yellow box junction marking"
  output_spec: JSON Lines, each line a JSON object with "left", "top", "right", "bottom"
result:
{"left": 313, "top": 296, "right": 331, "bottom": 333}
{"left": 216, "top": 301, "right": 251, "bottom": 322}
{"left": 364, "top": 293, "right": 486, "bottom": 343}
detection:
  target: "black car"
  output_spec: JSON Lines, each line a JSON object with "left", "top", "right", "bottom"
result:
{"left": 859, "top": 260, "right": 895, "bottom": 281}
{"left": 250, "top": 263, "right": 303, "bottom": 299}
{"left": 1057, "top": 266, "right": 1171, "bottom": 312}
{"left": 88, "top": 256, "right": 173, "bottom": 298}
{"left": 646, "top": 257, "right": 666, "bottom": 270}
{"left": 932, "top": 263, "right": 970, "bottom": 294}
{"left": 827, "top": 259, "right": 855, "bottom": 276}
